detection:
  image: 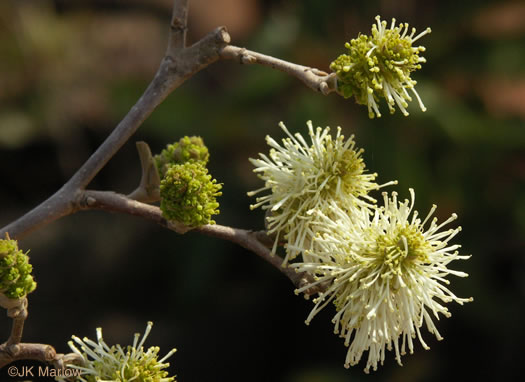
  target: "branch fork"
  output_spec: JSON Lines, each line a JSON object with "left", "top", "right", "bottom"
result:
{"left": 0, "top": 0, "right": 335, "bottom": 368}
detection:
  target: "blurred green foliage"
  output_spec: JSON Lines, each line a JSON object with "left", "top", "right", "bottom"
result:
{"left": 0, "top": 0, "right": 524, "bottom": 381}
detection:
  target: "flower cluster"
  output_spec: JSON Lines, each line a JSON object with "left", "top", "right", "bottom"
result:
{"left": 156, "top": 136, "right": 221, "bottom": 227}
{"left": 292, "top": 190, "right": 472, "bottom": 372}
{"left": 0, "top": 234, "right": 37, "bottom": 299}
{"left": 160, "top": 161, "right": 222, "bottom": 226}
{"left": 155, "top": 136, "right": 209, "bottom": 177}
{"left": 58, "top": 321, "right": 177, "bottom": 382}
{"left": 249, "top": 122, "right": 472, "bottom": 372}
{"left": 331, "top": 16, "right": 431, "bottom": 118}
{"left": 248, "top": 121, "right": 394, "bottom": 264}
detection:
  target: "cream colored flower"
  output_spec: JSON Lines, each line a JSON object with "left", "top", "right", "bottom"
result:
{"left": 59, "top": 321, "right": 177, "bottom": 382}
{"left": 292, "top": 189, "right": 472, "bottom": 372}
{"left": 248, "top": 121, "right": 394, "bottom": 264}
{"left": 331, "top": 16, "right": 431, "bottom": 118}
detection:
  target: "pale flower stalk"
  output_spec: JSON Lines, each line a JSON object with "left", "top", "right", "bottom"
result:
{"left": 248, "top": 121, "right": 395, "bottom": 264}
{"left": 292, "top": 189, "right": 472, "bottom": 372}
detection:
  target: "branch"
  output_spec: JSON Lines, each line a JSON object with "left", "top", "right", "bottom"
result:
{"left": 0, "top": 4, "right": 337, "bottom": 290}
{"left": 77, "top": 190, "right": 317, "bottom": 291}
{"left": 0, "top": 297, "right": 82, "bottom": 368}
{"left": 168, "top": 0, "right": 190, "bottom": 52}
{"left": 220, "top": 45, "right": 338, "bottom": 95}
{"left": 0, "top": 295, "right": 28, "bottom": 347}
{"left": 0, "top": 4, "right": 341, "bottom": 369}
{"left": 1, "top": 26, "right": 230, "bottom": 240}
{"left": 0, "top": 10, "right": 338, "bottom": 241}
{"left": 0, "top": 342, "right": 58, "bottom": 368}
{"left": 63, "top": 26, "right": 230, "bottom": 193}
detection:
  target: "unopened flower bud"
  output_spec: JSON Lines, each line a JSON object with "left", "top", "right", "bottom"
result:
{"left": 0, "top": 234, "right": 37, "bottom": 300}
{"left": 160, "top": 161, "right": 222, "bottom": 227}
{"left": 155, "top": 136, "right": 209, "bottom": 178}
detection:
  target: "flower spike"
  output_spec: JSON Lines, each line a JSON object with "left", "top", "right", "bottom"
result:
{"left": 59, "top": 321, "right": 177, "bottom": 382}
{"left": 248, "top": 121, "right": 395, "bottom": 264}
{"left": 331, "top": 16, "right": 431, "bottom": 118}
{"left": 291, "top": 189, "right": 472, "bottom": 372}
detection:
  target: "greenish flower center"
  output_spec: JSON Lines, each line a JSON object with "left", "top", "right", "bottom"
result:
{"left": 314, "top": 147, "right": 366, "bottom": 199}
{"left": 376, "top": 224, "right": 431, "bottom": 275}
{"left": 335, "top": 150, "right": 366, "bottom": 194}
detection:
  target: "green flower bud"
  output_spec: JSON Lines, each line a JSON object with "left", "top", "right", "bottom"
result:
{"left": 0, "top": 235, "right": 37, "bottom": 299}
{"left": 155, "top": 136, "right": 209, "bottom": 178}
{"left": 331, "top": 16, "right": 431, "bottom": 118}
{"left": 160, "top": 161, "right": 222, "bottom": 227}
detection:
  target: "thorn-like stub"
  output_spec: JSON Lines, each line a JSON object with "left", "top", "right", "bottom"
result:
{"left": 44, "top": 345, "right": 57, "bottom": 362}
{"left": 86, "top": 196, "right": 96, "bottom": 206}
{"left": 320, "top": 82, "right": 329, "bottom": 95}
{"left": 216, "top": 26, "right": 231, "bottom": 44}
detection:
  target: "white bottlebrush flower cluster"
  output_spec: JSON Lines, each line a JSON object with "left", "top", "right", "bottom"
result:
{"left": 248, "top": 120, "right": 395, "bottom": 264}
{"left": 249, "top": 121, "right": 472, "bottom": 372}
{"left": 292, "top": 190, "right": 472, "bottom": 372}
{"left": 57, "top": 321, "right": 177, "bottom": 382}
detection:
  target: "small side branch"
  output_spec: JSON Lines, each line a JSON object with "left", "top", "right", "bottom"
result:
{"left": 0, "top": 295, "right": 28, "bottom": 347}
{"left": 220, "top": 45, "right": 338, "bottom": 95}
{"left": 78, "top": 190, "right": 316, "bottom": 291}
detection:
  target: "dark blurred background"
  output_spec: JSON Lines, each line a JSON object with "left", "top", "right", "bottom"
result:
{"left": 1, "top": 0, "right": 524, "bottom": 381}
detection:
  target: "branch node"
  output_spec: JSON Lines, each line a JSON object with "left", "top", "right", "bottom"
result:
{"left": 167, "top": 0, "right": 190, "bottom": 52}
{"left": 6, "top": 344, "right": 20, "bottom": 357}
{"left": 171, "top": 19, "right": 188, "bottom": 33}
{"left": 168, "top": 220, "right": 193, "bottom": 234}
{"left": 0, "top": 295, "right": 27, "bottom": 319}
{"left": 242, "top": 55, "right": 256, "bottom": 64}
{"left": 236, "top": 48, "right": 256, "bottom": 64}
